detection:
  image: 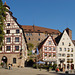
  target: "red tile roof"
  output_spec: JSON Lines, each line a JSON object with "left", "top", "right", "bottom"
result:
{"left": 21, "top": 25, "right": 61, "bottom": 34}
{"left": 72, "top": 40, "right": 75, "bottom": 46}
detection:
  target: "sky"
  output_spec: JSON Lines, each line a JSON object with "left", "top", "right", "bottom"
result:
{"left": 2, "top": 0, "right": 75, "bottom": 40}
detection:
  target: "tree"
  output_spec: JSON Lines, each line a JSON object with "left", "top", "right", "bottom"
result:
{"left": 27, "top": 43, "right": 34, "bottom": 50}
{"left": 0, "top": 0, "right": 7, "bottom": 48}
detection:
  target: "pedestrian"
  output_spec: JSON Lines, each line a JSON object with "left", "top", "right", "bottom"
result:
{"left": 11, "top": 64, "right": 13, "bottom": 70}
{"left": 8, "top": 63, "right": 11, "bottom": 70}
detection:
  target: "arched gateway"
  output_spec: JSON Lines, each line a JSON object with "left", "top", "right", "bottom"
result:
{"left": 2, "top": 56, "right": 7, "bottom": 63}
{"left": 1, "top": 56, "right": 7, "bottom": 68}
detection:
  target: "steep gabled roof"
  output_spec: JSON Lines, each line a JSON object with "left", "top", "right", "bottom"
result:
{"left": 55, "top": 28, "right": 72, "bottom": 45}
{"left": 55, "top": 33, "right": 63, "bottom": 45}
{"left": 38, "top": 36, "right": 49, "bottom": 50}
{"left": 38, "top": 36, "right": 56, "bottom": 50}
{"left": 22, "top": 25, "right": 61, "bottom": 34}
{"left": 72, "top": 40, "right": 75, "bottom": 46}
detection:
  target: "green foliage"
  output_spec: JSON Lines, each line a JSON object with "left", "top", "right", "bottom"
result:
{"left": 27, "top": 43, "right": 34, "bottom": 50}
{"left": 1, "top": 62, "right": 3, "bottom": 65}
{"left": 52, "top": 64, "right": 57, "bottom": 70}
{"left": 0, "top": 0, "right": 7, "bottom": 47}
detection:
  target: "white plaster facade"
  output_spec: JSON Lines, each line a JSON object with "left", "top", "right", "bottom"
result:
{"left": 56, "top": 30, "right": 75, "bottom": 71}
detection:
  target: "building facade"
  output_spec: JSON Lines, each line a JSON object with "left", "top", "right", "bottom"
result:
{"left": 22, "top": 25, "right": 61, "bottom": 48}
{"left": 55, "top": 30, "right": 75, "bottom": 71}
{"left": 0, "top": 2, "right": 27, "bottom": 67}
{"left": 37, "top": 36, "right": 57, "bottom": 64}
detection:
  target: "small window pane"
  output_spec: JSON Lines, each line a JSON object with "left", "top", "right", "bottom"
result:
{"left": 59, "top": 48, "right": 62, "bottom": 51}
{"left": 15, "top": 46, "right": 19, "bottom": 51}
{"left": 7, "top": 37, "right": 11, "bottom": 42}
{"left": 15, "top": 37, "right": 19, "bottom": 42}
{"left": 16, "top": 29, "right": 19, "bottom": 33}
{"left": 7, "top": 23, "right": 10, "bottom": 26}
{"left": 7, "top": 30, "right": 10, "bottom": 34}
{"left": 13, "top": 58, "right": 16, "bottom": 64}
{"left": 49, "top": 41, "right": 51, "bottom": 45}
{"left": 44, "top": 47, "right": 47, "bottom": 50}
{"left": 6, "top": 46, "right": 11, "bottom": 51}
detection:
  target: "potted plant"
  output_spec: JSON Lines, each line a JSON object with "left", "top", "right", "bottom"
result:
{"left": 1, "top": 62, "right": 4, "bottom": 68}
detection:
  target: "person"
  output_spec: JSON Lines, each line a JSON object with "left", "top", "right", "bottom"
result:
{"left": 11, "top": 64, "right": 13, "bottom": 69}
{"left": 8, "top": 63, "right": 11, "bottom": 70}
{"left": 56, "top": 67, "right": 59, "bottom": 72}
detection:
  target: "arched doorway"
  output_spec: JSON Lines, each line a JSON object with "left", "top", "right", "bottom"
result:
{"left": 71, "top": 64, "right": 74, "bottom": 69}
{"left": 2, "top": 56, "right": 7, "bottom": 68}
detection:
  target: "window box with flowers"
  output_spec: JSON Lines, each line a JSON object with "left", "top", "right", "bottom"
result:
{"left": 67, "top": 61, "right": 70, "bottom": 63}
{"left": 69, "top": 43, "right": 71, "bottom": 46}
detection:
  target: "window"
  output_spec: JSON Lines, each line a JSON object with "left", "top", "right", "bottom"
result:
{"left": 7, "top": 23, "right": 10, "bottom": 26}
{"left": 62, "top": 42, "right": 64, "bottom": 45}
{"left": 26, "top": 33, "right": 28, "bottom": 36}
{"left": 71, "top": 59, "right": 73, "bottom": 63}
{"left": 38, "top": 38, "right": 40, "bottom": 41}
{"left": 13, "top": 58, "right": 16, "bottom": 64}
{"left": 38, "top": 33, "right": 40, "bottom": 36}
{"left": 53, "top": 53, "right": 55, "bottom": 57}
{"left": 7, "top": 37, "right": 11, "bottom": 42}
{"left": 44, "top": 47, "right": 47, "bottom": 50}
{"left": 6, "top": 30, "right": 10, "bottom": 34}
{"left": 53, "top": 47, "right": 55, "bottom": 51}
{"left": 59, "top": 48, "right": 62, "bottom": 51}
{"left": 67, "top": 54, "right": 70, "bottom": 57}
{"left": 45, "top": 53, "right": 47, "bottom": 57}
{"left": 64, "top": 48, "right": 66, "bottom": 51}
{"left": 15, "top": 46, "right": 19, "bottom": 51}
{"left": 15, "top": 37, "right": 19, "bottom": 42}
{"left": 6, "top": 46, "right": 11, "bottom": 51}
{"left": 69, "top": 43, "right": 71, "bottom": 46}
{"left": 71, "top": 54, "right": 73, "bottom": 57}
{"left": 49, "top": 47, "right": 51, "bottom": 50}
{"left": 67, "top": 59, "right": 70, "bottom": 63}
{"left": 68, "top": 48, "right": 70, "bottom": 52}
{"left": 49, "top": 53, "right": 51, "bottom": 57}
{"left": 49, "top": 41, "right": 51, "bottom": 45}
{"left": 0, "top": 46, "right": 2, "bottom": 51}
{"left": 29, "top": 38, "right": 30, "bottom": 40}
{"left": 16, "top": 29, "right": 19, "bottom": 34}
{"left": 62, "top": 54, "right": 65, "bottom": 57}
{"left": 71, "top": 48, "right": 73, "bottom": 52}
{"left": 59, "top": 54, "right": 61, "bottom": 57}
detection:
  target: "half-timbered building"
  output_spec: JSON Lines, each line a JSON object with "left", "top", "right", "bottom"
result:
{"left": 0, "top": 2, "right": 27, "bottom": 67}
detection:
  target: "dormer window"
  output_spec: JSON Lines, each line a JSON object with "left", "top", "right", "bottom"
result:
{"left": 7, "top": 23, "right": 10, "bottom": 26}
{"left": 38, "top": 30, "right": 40, "bottom": 31}
{"left": 38, "top": 33, "right": 40, "bottom": 36}
{"left": 16, "top": 29, "right": 19, "bottom": 34}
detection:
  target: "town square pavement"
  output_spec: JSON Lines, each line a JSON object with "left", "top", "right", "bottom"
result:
{"left": 0, "top": 67, "right": 74, "bottom": 75}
